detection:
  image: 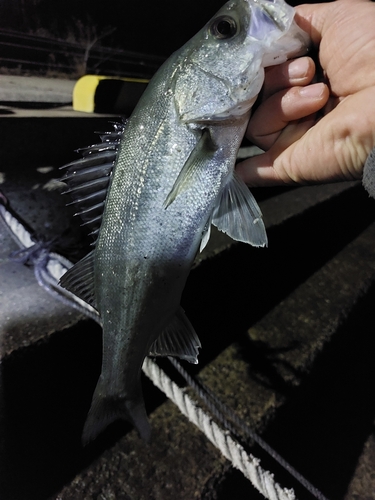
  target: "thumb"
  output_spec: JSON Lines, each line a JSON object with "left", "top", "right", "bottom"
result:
{"left": 294, "top": 2, "right": 328, "bottom": 47}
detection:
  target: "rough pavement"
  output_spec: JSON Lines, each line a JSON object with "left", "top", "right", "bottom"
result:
{"left": 0, "top": 76, "right": 375, "bottom": 500}
{"left": 0, "top": 75, "right": 75, "bottom": 103}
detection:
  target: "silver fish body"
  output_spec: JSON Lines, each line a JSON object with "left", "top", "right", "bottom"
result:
{"left": 60, "top": 0, "right": 309, "bottom": 442}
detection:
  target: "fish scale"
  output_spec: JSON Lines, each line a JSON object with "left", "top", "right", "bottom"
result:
{"left": 59, "top": 0, "right": 309, "bottom": 443}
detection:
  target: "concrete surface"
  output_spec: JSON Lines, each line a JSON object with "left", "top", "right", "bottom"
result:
{"left": 53, "top": 184, "right": 375, "bottom": 500}
{"left": 0, "top": 76, "right": 375, "bottom": 500}
{"left": 0, "top": 211, "right": 83, "bottom": 357}
{"left": 0, "top": 74, "right": 145, "bottom": 117}
{"left": 0, "top": 75, "right": 75, "bottom": 103}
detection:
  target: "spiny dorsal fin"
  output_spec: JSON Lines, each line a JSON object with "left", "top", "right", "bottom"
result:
{"left": 149, "top": 307, "right": 201, "bottom": 364}
{"left": 60, "top": 121, "right": 125, "bottom": 243}
{"left": 59, "top": 250, "right": 97, "bottom": 309}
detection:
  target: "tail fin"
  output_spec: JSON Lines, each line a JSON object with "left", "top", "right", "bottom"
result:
{"left": 82, "top": 386, "right": 151, "bottom": 445}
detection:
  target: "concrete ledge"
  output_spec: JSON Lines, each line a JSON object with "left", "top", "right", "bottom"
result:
{"left": 1, "top": 178, "right": 375, "bottom": 499}
{"left": 0, "top": 75, "right": 75, "bottom": 103}
{"left": 54, "top": 187, "right": 375, "bottom": 500}
{"left": 73, "top": 75, "right": 149, "bottom": 114}
{"left": 0, "top": 98, "right": 374, "bottom": 498}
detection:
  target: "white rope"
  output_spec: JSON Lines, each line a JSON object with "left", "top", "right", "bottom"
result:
{"left": 142, "top": 357, "right": 296, "bottom": 500}
{"left": 0, "top": 196, "right": 100, "bottom": 322}
{"left": 1, "top": 192, "right": 298, "bottom": 499}
{"left": 0, "top": 203, "right": 34, "bottom": 248}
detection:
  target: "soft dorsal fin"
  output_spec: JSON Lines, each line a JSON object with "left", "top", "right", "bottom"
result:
{"left": 60, "top": 121, "right": 125, "bottom": 243}
{"left": 211, "top": 171, "right": 267, "bottom": 248}
{"left": 59, "top": 250, "right": 97, "bottom": 309}
{"left": 149, "top": 307, "right": 201, "bottom": 364}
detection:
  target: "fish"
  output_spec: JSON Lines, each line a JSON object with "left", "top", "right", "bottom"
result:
{"left": 59, "top": 0, "right": 309, "bottom": 443}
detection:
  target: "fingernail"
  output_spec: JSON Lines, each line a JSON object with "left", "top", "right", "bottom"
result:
{"left": 299, "top": 83, "right": 325, "bottom": 98}
{"left": 287, "top": 57, "right": 309, "bottom": 79}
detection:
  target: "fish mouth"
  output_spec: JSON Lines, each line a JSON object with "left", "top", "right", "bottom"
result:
{"left": 248, "top": 0, "right": 294, "bottom": 40}
{"left": 249, "top": 1, "right": 310, "bottom": 67}
{"left": 272, "top": 22, "right": 310, "bottom": 61}
{"left": 247, "top": 0, "right": 310, "bottom": 63}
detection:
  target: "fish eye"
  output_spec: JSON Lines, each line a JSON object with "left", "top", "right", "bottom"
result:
{"left": 210, "top": 16, "right": 237, "bottom": 39}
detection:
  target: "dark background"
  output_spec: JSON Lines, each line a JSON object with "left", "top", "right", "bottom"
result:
{"left": 0, "top": 0, "right": 328, "bottom": 57}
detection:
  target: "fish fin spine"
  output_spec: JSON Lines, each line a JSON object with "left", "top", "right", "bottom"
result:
{"left": 60, "top": 121, "right": 125, "bottom": 244}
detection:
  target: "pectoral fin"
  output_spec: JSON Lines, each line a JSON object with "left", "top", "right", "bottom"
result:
{"left": 200, "top": 218, "right": 212, "bottom": 252}
{"left": 149, "top": 307, "right": 201, "bottom": 364}
{"left": 164, "top": 129, "right": 217, "bottom": 209}
{"left": 212, "top": 172, "right": 267, "bottom": 247}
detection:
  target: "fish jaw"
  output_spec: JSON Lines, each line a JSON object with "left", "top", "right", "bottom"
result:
{"left": 260, "top": 13, "right": 310, "bottom": 66}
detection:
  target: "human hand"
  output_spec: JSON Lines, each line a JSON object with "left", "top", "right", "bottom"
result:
{"left": 236, "top": 0, "right": 375, "bottom": 187}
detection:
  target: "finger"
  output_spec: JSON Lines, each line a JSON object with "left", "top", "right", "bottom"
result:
{"left": 238, "top": 86, "right": 375, "bottom": 186}
{"left": 237, "top": 116, "right": 316, "bottom": 186}
{"left": 295, "top": 1, "right": 369, "bottom": 47}
{"left": 275, "top": 91, "right": 375, "bottom": 183}
{"left": 261, "top": 56, "right": 315, "bottom": 101}
{"left": 247, "top": 82, "right": 329, "bottom": 150}
{"left": 296, "top": 1, "right": 375, "bottom": 96}
{"left": 294, "top": 3, "right": 332, "bottom": 47}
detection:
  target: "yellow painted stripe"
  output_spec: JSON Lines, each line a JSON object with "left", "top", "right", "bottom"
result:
{"left": 73, "top": 75, "right": 149, "bottom": 113}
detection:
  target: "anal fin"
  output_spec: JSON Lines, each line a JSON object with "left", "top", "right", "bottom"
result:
{"left": 149, "top": 307, "right": 201, "bottom": 364}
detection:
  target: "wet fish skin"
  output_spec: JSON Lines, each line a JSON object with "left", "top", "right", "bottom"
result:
{"left": 60, "top": 0, "right": 309, "bottom": 443}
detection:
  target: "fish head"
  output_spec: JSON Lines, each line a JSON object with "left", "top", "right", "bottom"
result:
{"left": 174, "top": 0, "right": 310, "bottom": 123}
